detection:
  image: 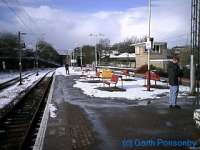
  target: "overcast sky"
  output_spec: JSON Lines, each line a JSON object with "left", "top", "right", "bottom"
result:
{"left": 0, "top": 0, "right": 190, "bottom": 52}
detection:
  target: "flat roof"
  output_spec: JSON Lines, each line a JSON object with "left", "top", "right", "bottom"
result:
{"left": 110, "top": 53, "right": 136, "bottom": 59}
{"left": 131, "top": 42, "right": 167, "bottom": 47}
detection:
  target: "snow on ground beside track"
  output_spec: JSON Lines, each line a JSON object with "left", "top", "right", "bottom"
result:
{"left": 0, "top": 70, "right": 48, "bottom": 84}
{"left": 0, "top": 72, "right": 20, "bottom": 84}
{"left": 0, "top": 69, "right": 51, "bottom": 109}
{"left": 73, "top": 77, "right": 190, "bottom": 100}
{"left": 55, "top": 67, "right": 95, "bottom": 76}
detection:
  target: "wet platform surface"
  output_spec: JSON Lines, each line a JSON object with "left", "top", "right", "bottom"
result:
{"left": 43, "top": 75, "right": 200, "bottom": 150}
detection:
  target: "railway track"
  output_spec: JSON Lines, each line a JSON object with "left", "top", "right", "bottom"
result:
{"left": 0, "top": 71, "right": 54, "bottom": 150}
{"left": 0, "top": 72, "right": 36, "bottom": 91}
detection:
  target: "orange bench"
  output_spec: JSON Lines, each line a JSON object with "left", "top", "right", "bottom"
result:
{"left": 144, "top": 71, "right": 160, "bottom": 85}
{"left": 103, "top": 74, "right": 119, "bottom": 87}
{"left": 101, "top": 69, "right": 113, "bottom": 79}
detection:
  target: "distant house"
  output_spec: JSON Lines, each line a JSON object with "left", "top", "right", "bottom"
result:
{"left": 172, "top": 46, "right": 186, "bottom": 55}
{"left": 103, "top": 52, "right": 136, "bottom": 68}
{"left": 172, "top": 46, "right": 190, "bottom": 67}
{"left": 132, "top": 42, "right": 169, "bottom": 71}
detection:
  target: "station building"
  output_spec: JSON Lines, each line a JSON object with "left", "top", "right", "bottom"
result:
{"left": 132, "top": 42, "right": 169, "bottom": 71}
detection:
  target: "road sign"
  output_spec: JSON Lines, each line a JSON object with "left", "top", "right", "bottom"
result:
{"left": 146, "top": 37, "right": 154, "bottom": 50}
{"left": 146, "top": 41, "right": 151, "bottom": 50}
{"left": 71, "top": 59, "right": 76, "bottom": 63}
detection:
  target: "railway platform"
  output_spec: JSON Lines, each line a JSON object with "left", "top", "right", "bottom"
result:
{"left": 35, "top": 72, "right": 200, "bottom": 150}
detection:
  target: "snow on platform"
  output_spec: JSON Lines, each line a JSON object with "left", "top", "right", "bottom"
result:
{"left": 73, "top": 77, "right": 189, "bottom": 101}
{"left": 55, "top": 67, "right": 95, "bottom": 76}
{"left": 194, "top": 109, "right": 200, "bottom": 128}
{"left": 54, "top": 67, "right": 189, "bottom": 101}
{"left": 49, "top": 103, "right": 57, "bottom": 118}
{"left": 0, "top": 70, "right": 51, "bottom": 109}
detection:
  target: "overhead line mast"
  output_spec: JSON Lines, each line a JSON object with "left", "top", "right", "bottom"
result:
{"left": 191, "top": 0, "right": 200, "bottom": 104}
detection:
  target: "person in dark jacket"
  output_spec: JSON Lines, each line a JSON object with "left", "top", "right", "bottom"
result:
{"left": 65, "top": 63, "right": 69, "bottom": 75}
{"left": 167, "top": 56, "right": 181, "bottom": 109}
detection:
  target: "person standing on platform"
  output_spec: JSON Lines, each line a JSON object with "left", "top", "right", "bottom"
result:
{"left": 65, "top": 63, "right": 69, "bottom": 75}
{"left": 167, "top": 56, "right": 181, "bottom": 109}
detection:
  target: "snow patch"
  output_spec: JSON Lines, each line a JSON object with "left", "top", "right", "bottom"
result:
{"left": 49, "top": 103, "right": 57, "bottom": 118}
{"left": 0, "top": 71, "right": 31, "bottom": 84}
{"left": 73, "top": 77, "right": 190, "bottom": 100}
{"left": 55, "top": 67, "right": 95, "bottom": 76}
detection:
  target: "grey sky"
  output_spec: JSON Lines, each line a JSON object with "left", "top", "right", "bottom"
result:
{"left": 0, "top": 0, "right": 190, "bottom": 51}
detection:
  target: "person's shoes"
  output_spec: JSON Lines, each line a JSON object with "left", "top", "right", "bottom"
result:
{"left": 169, "top": 105, "right": 173, "bottom": 109}
{"left": 174, "top": 105, "right": 181, "bottom": 109}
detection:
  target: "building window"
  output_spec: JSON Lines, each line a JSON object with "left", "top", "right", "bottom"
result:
{"left": 153, "top": 45, "right": 160, "bottom": 53}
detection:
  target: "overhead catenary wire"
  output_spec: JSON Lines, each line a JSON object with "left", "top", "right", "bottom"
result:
{"left": 0, "top": 0, "right": 37, "bottom": 36}
{"left": 15, "top": 0, "right": 41, "bottom": 34}
{"left": 0, "top": 0, "right": 47, "bottom": 50}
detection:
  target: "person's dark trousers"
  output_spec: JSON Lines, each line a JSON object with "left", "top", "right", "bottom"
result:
{"left": 65, "top": 68, "right": 69, "bottom": 75}
{"left": 169, "top": 85, "right": 179, "bottom": 106}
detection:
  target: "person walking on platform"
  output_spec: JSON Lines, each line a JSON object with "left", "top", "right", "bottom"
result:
{"left": 167, "top": 56, "right": 181, "bottom": 109}
{"left": 65, "top": 63, "right": 69, "bottom": 75}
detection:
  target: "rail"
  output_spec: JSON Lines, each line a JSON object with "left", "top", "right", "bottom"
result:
{"left": 0, "top": 70, "right": 55, "bottom": 150}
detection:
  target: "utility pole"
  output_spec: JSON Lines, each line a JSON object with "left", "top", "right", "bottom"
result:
{"left": 191, "top": 0, "right": 200, "bottom": 105}
{"left": 36, "top": 42, "right": 39, "bottom": 76}
{"left": 95, "top": 36, "right": 98, "bottom": 66}
{"left": 190, "top": 0, "right": 196, "bottom": 95}
{"left": 80, "top": 46, "right": 83, "bottom": 67}
{"left": 89, "top": 33, "right": 98, "bottom": 67}
{"left": 18, "top": 32, "right": 22, "bottom": 85}
{"left": 147, "top": 0, "right": 152, "bottom": 91}
{"left": 18, "top": 31, "right": 26, "bottom": 85}
{"left": 98, "top": 33, "right": 104, "bottom": 66}
{"left": 73, "top": 49, "right": 75, "bottom": 66}
{"left": 197, "top": 0, "right": 200, "bottom": 105}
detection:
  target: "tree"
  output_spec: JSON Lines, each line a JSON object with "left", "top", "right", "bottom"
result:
{"left": 0, "top": 33, "right": 19, "bottom": 57}
{"left": 109, "top": 36, "right": 146, "bottom": 54}
{"left": 38, "top": 40, "right": 60, "bottom": 63}
{"left": 82, "top": 45, "right": 95, "bottom": 65}
{"left": 179, "top": 47, "right": 190, "bottom": 66}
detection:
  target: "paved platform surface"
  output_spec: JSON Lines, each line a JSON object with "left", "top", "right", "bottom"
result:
{"left": 43, "top": 75, "right": 200, "bottom": 150}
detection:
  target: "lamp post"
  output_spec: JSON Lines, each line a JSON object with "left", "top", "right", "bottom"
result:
{"left": 18, "top": 31, "right": 26, "bottom": 85}
{"left": 75, "top": 43, "right": 83, "bottom": 67}
{"left": 89, "top": 33, "right": 104, "bottom": 67}
{"left": 89, "top": 33, "right": 98, "bottom": 67}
